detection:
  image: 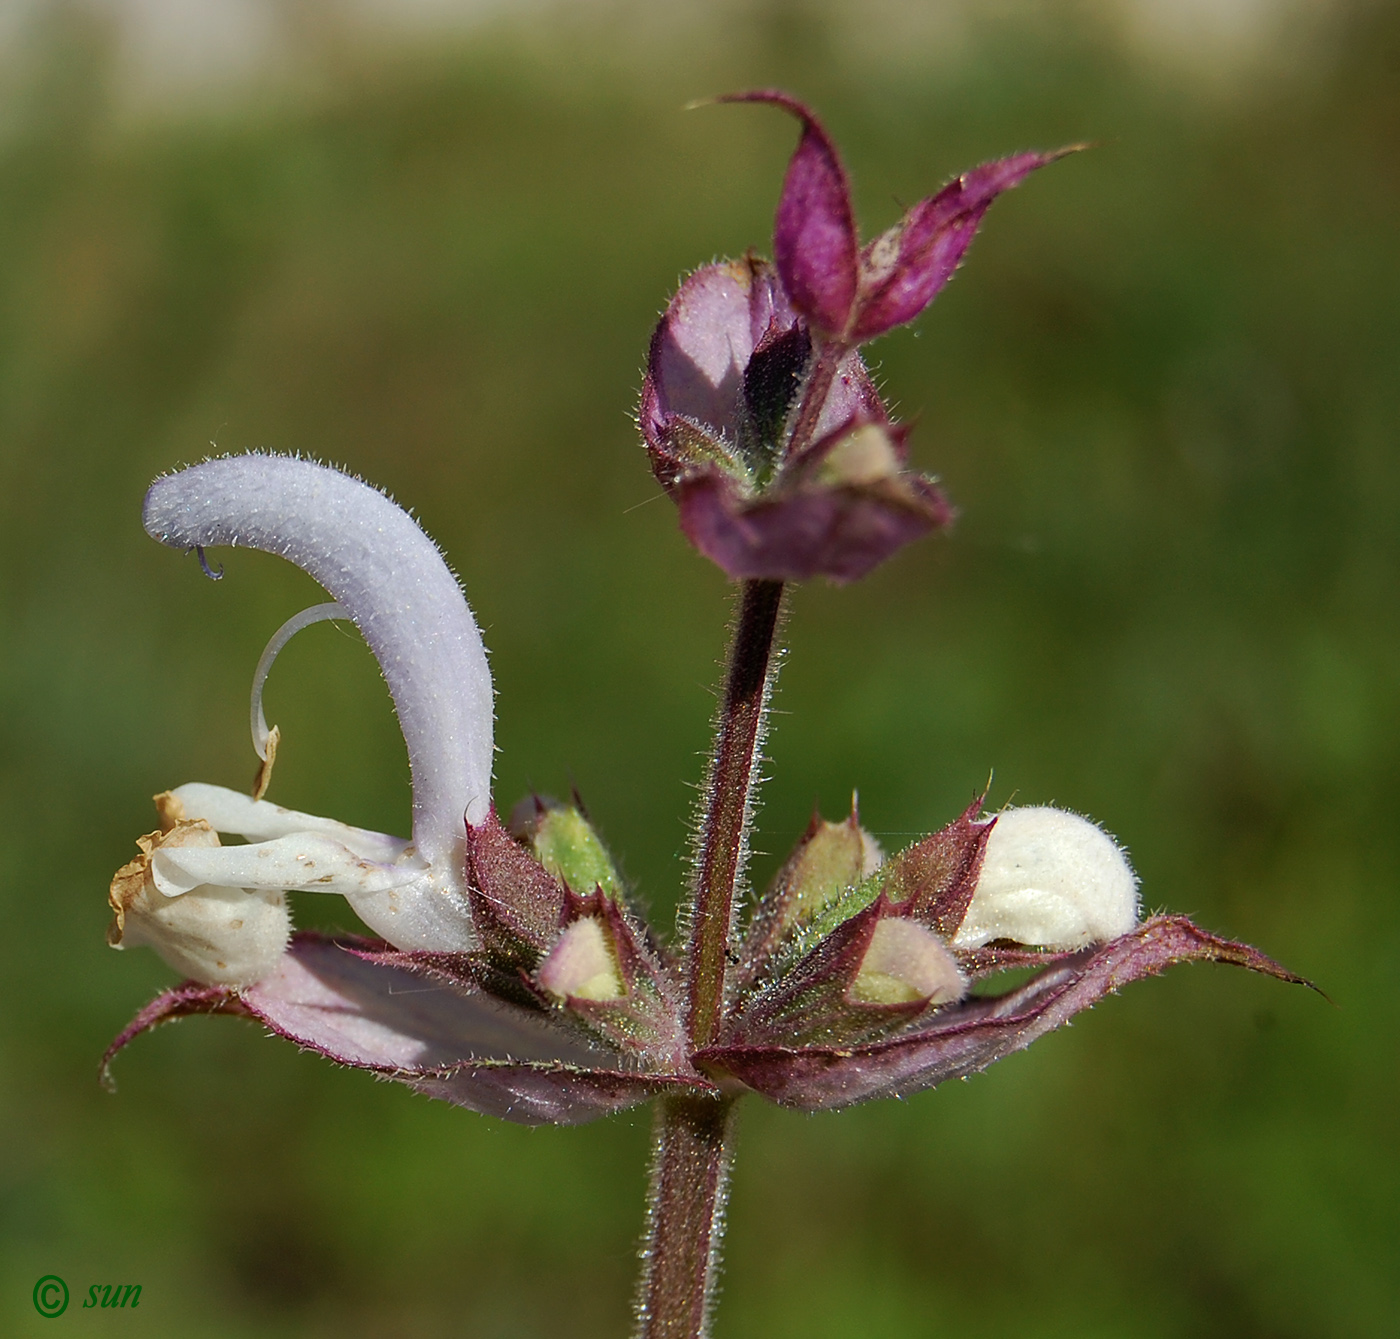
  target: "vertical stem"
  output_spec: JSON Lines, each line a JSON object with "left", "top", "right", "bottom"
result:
{"left": 636, "top": 1095, "right": 736, "bottom": 1339}
{"left": 782, "top": 338, "right": 846, "bottom": 464}
{"left": 686, "top": 577, "right": 785, "bottom": 1049}
{"left": 640, "top": 557, "right": 784, "bottom": 1336}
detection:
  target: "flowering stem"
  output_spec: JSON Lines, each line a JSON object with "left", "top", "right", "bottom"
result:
{"left": 686, "top": 577, "right": 785, "bottom": 1048}
{"left": 639, "top": 580, "right": 780, "bottom": 1335}
{"left": 636, "top": 1095, "right": 737, "bottom": 1339}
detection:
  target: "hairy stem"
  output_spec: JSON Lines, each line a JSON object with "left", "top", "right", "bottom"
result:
{"left": 643, "top": 578, "right": 782, "bottom": 1335}
{"left": 635, "top": 1096, "right": 737, "bottom": 1339}
{"left": 686, "top": 577, "right": 785, "bottom": 1048}
{"left": 783, "top": 338, "right": 846, "bottom": 463}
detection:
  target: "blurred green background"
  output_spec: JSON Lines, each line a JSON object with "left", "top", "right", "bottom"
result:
{"left": 1, "top": 1, "right": 1396, "bottom": 1334}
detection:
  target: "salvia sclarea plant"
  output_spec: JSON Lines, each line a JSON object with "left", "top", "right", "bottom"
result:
{"left": 105, "top": 91, "right": 1310, "bottom": 1338}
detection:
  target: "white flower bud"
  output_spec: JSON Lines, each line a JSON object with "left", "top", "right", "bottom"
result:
{"left": 952, "top": 806, "right": 1139, "bottom": 951}
{"left": 816, "top": 424, "right": 901, "bottom": 487}
{"left": 108, "top": 815, "right": 291, "bottom": 987}
{"left": 850, "top": 917, "right": 967, "bottom": 1006}
{"left": 536, "top": 918, "right": 625, "bottom": 1003}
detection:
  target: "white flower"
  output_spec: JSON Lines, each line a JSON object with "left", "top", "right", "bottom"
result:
{"left": 952, "top": 806, "right": 1139, "bottom": 951}
{"left": 110, "top": 454, "right": 496, "bottom": 983}
{"left": 107, "top": 805, "right": 291, "bottom": 988}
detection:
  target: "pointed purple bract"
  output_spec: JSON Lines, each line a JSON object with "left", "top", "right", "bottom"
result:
{"left": 641, "top": 256, "right": 880, "bottom": 486}
{"left": 723, "top": 90, "right": 859, "bottom": 336}
{"left": 641, "top": 95, "right": 1073, "bottom": 582}
{"left": 674, "top": 466, "right": 951, "bottom": 584}
{"left": 104, "top": 933, "right": 714, "bottom": 1126}
{"left": 877, "top": 799, "right": 992, "bottom": 935}
{"left": 727, "top": 92, "right": 1074, "bottom": 343}
{"left": 699, "top": 916, "right": 1314, "bottom": 1110}
{"left": 105, "top": 908, "right": 1309, "bottom": 1125}
{"left": 465, "top": 807, "right": 568, "bottom": 965}
{"left": 851, "top": 149, "right": 1076, "bottom": 340}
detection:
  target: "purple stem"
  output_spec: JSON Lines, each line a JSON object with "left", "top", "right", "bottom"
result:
{"left": 638, "top": 579, "right": 783, "bottom": 1335}
{"left": 782, "top": 337, "right": 846, "bottom": 464}
{"left": 635, "top": 1095, "right": 737, "bottom": 1339}
{"left": 685, "top": 578, "right": 785, "bottom": 1048}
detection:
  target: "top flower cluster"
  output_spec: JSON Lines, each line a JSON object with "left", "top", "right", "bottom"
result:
{"left": 641, "top": 91, "right": 1077, "bottom": 583}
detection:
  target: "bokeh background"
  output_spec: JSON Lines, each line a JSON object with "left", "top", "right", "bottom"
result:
{"left": 2, "top": 0, "right": 1397, "bottom": 1334}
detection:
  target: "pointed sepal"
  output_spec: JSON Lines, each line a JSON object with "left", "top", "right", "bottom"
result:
{"left": 726, "top": 895, "right": 966, "bottom": 1051}
{"left": 873, "top": 799, "right": 993, "bottom": 936}
{"left": 510, "top": 794, "right": 625, "bottom": 901}
{"left": 740, "top": 803, "right": 881, "bottom": 985}
{"left": 465, "top": 807, "right": 568, "bottom": 970}
{"left": 850, "top": 148, "right": 1080, "bottom": 340}
{"left": 782, "top": 799, "right": 992, "bottom": 954}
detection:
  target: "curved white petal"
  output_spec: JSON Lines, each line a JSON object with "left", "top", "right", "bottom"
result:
{"left": 109, "top": 820, "right": 291, "bottom": 987}
{"left": 173, "top": 782, "right": 409, "bottom": 864}
{"left": 151, "top": 834, "right": 428, "bottom": 899}
{"left": 143, "top": 455, "right": 494, "bottom": 876}
{"left": 120, "top": 881, "right": 291, "bottom": 987}
{"left": 168, "top": 782, "right": 478, "bottom": 952}
{"left": 344, "top": 868, "right": 477, "bottom": 954}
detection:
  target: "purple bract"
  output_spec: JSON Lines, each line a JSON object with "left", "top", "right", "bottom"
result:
{"left": 638, "top": 91, "right": 1077, "bottom": 583}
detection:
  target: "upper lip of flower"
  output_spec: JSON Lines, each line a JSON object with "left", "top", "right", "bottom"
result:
{"left": 138, "top": 452, "right": 497, "bottom": 953}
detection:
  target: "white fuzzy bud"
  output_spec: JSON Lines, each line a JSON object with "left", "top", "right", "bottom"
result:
{"left": 952, "top": 806, "right": 1139, "bottom": 951}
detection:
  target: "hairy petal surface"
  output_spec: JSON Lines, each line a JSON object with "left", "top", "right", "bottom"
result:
{"left": 143, "top": 455, "right": 494, "bottom": 873}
